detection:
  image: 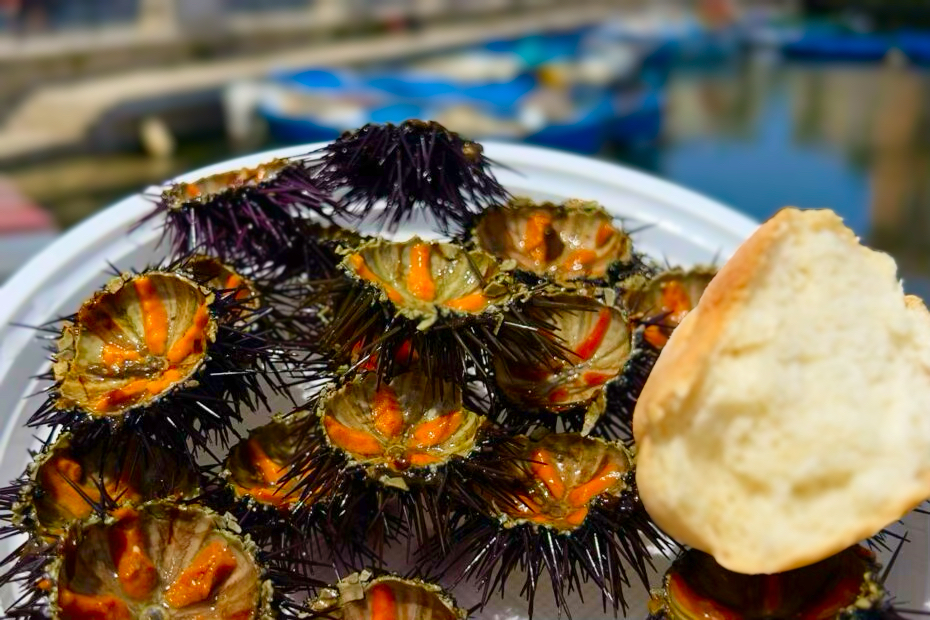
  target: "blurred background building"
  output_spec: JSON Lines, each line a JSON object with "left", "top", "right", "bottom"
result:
{"left": 1, "top": 0, "right": 930, "bottom": 296}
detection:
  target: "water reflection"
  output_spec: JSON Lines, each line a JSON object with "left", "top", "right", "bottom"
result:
{"left": 615, "top": 58, "right": 930, "bottom": 297}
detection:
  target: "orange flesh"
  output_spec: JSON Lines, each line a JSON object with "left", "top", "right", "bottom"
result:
{"left": 323, "top": 415, "right": 383, "bottom": 457}
{"left": 109, "top": 514, "right": 157, "bottom": 600}
{"left": 370, "top": 583, "right": 398, "bottom": 620}
{"left": 407, "top": 410, "right": 462, "bottom": 449}
{"left": 166, "top": 303, "right": 209, "bottom": 364}
{"left": 42, "top": 456, "right": 93, "bottom": 519}
{"left": 134, "top": 277, "right": 168, "bottom": 356}
{"left": 595, "top": 221, "right": 616, "bottom": 247}
{"left": 164, "top": 540, "right": 238, "bottom": 609}
{"left": 523, "top": 212, "right": 552, "bottom": 264}
{"left": 372, "top": 385, "right": 405, "bottom": 439}
{"left": 94, "top": 379, "right": 148, "bottom": 412}
{"left": 644, "top": 280, "right": 694, "bottom": 349}
{"left": 406, "top": 243, "right": 436, "bottom": 302}
{"left": 350, "top": 254, "right": 404, "bottom": 304}
{"left": 247, "top": 438, "right": 287, "bottom": 485}
{"left": 564, "top": 506, "right": 589, "bottom": 526}
{"left": 408, "top": 453, "right": 442, "bottom": 467}
{"left": 582, "top": 372, "right": 613, "bottom": 387}
{"left": 444, "top": 292, "right": 489, "bottom": 312}
{"left": 100, "top": 344, "right": 141, "bottom": 368}
{"left": 567, "top": 462, "right": 623, "bottom": 507}
{"left": 548, "top": 387, "right": 570, "bottom": 404}
{"left": 661, "top": 280, "right": 693, "bottom": 320}
{"left": 184, "top": 184, "right": 201, "bottom": 198}
{"left": 224, "top": 274, "right": 250, "bottom": 301}
{"left": 561, "top": 249, "right": 598, "bottom": 274}
{"left": 529, "top": 449, "right": 565, "bottom": 500}
{"left": 58, "top": 588, "right": 131, "bottom": 620}
{"left": 94, "top": 367, "right": 183, "bottom": 412}
{"left": 574, "top": 308, "right": 613, "bottom": 361}
{"left": 666, "top": 572, "right": 742, "bottom": 620}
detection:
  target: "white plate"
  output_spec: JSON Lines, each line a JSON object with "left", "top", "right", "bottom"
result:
{"left": 0, "top": 142, "right": 923, "bottom": 618}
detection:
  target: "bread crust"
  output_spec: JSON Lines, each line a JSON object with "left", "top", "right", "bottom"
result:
{"left": 634, "top": 207, "right": 930, "bottom": 574}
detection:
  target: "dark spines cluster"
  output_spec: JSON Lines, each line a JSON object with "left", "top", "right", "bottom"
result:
{"left": 313, "top": 120, "right": 509, "bottom": 233}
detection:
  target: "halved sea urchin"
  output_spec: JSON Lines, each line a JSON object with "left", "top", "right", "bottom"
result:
{"left": 492, "top": 292, "right": 654, "bottom": 438}
{"left": 468, "top": 197, "right": 651, "bottom": 287}
{"left": 312, "top": 119, "right": 508, "bottom": 233}
{"left": 146, "top": 157, "right": 340, "bottom": 265}
{"left": 0, "top": 432, "right": 197, "bottom": 543}
{"left": 624, "top": 266, "right": 717, "bottom": 350}
{"left": 316, "top": 237, "right": 564, "bottom": 387}
{"left": 434, "top": 432, "right": 669, "bottom": 619}
{"left": 647, "top": 545, "right": 904, "bottom": 620}
{"left": 288, "top": 370, "right": 494, "bottom": 552}
{"left": 306, "top": 570, "right": 468, "bottom": 620}
{"left": 36, "top": 502, "right": 276, "bottom": 620}
{"left": 29, "top": 271, "right": 287, "bottom": 457}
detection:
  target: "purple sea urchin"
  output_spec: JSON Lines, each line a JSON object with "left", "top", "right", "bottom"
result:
{"left": 647, "top": 546, "right": 903, "bottom": 620}
{"left": 313, "top": 120, "right": 508, "bottom": 233}
{"left": 469, "top": 198, "right": 650, "bottom": 286}
{"left": 492, "top": 293, "right": 657, "bottom": 438}
{"left": 287, "top": 371, "right": 502, "bottom": 554}
{"left": 146, "top": 158, "right": 340, "bottom": 264}
{"left": 0, "top": 432, "right": 197, "bottom": 542}
{"left": 433, "top": 432, "right": 669, "bottom": 619}
{"left": 306, "top": 571, "right": 468, "bottom": 620}
{"left": 624, "top": 267, "right": 717, "bottom": 350}
{"left": 316, "top": 237, "right": 565, "bottom": 387}
{"left": 28, "top": 271, "right": 289, "bottom": 458}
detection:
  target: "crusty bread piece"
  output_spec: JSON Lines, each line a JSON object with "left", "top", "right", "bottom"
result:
{"left": 634, "top": 207, "right": 930, "bottom": 575}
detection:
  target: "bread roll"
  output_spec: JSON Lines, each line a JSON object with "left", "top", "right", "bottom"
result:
{"left": 634, "top": 207, "right": 930, "bottom": 574}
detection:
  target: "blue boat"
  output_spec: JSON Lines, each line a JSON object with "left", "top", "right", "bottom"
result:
{"left": 249, "top": 29, "right": 665, "bottom": 154}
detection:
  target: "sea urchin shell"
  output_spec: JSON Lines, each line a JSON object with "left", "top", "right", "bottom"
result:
{"left": 306, "top": 571, "right": 467, "bottom": 620}
{"left": 471, "top": 198, "right": 637, "bottom": 285}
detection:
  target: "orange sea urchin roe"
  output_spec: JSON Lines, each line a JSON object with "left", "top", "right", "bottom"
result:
{"left": 644, "top": 280, "right": 693, "bottom": 349}
{"left": 236, "top": 438, "right": 297, "bottom": 506}
{"left": 100, "top": 344, "right": 141, "bottom": 368}
{"left": 40, "top": 455, "right": 140, "bottom": 521}
{"left": 349, "top": 254, "right": 403, "bottom": 304}
{"left": 372, "top": 385, "right": 405, "bottom": 439}
{"left": 166, "top": 303, "right": 209, "bottom": 364}
{"left": 523, "top": 212, "right": 553, "bottom": 265}
{"left": 323, "top": 415, "right": 383, "bottom": 457}
{"left": 164, "top": 540, "right": 238, "bottom": 609}
{"left": 58, "top": 589, "right": 131, "bottom": 620}
{"left": 370, "top": 583, "right": 398, "bottom": 620}
{"left": 108, "top": 510, "right": 157, "bottom": 600}
{"left": 406, "top": 243, "right": 436, "bottom": 302}
{"left": 134, "top": 277, "right": 168, "bottom": 356}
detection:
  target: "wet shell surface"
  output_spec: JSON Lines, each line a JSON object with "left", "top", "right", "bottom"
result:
{"left": 225, "top": 417, "right": 313, "bottom": 508}
{"left": 473, "top": 198, "right": 633, "bottom": 283}
{"left": 342, "top": 237, "right": 512, "bottom": 326}
{"left": 493, "top": 295, "right": 633, "bottom": 413}
{"left": 319, "top": 372, "right": 484, "bottom": 478}
{"left": 50, "top": 502, "right": 269, "bottom": 620}
{"left": 175, "top": 255, "right": 260, "bottom": 312}
{"left": 19, "top": 433, "right": 197, "bottom": 539}
{"left": 648, "top": 546, "right": 884, "bottom": 620}
{"left": 53, "top": 272, "right": 218, "bottom": 417}
{"left": 625, "top": 266, "right": 716, "bottom": 349}
{"left": 494, "top": 433, "right": 632, "bottom": 532}
{"left": 309, "top": 571, "right": 467, "bottom": 620}
{"left": 162, "top": 160, "right": 290, "bottom": 210}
